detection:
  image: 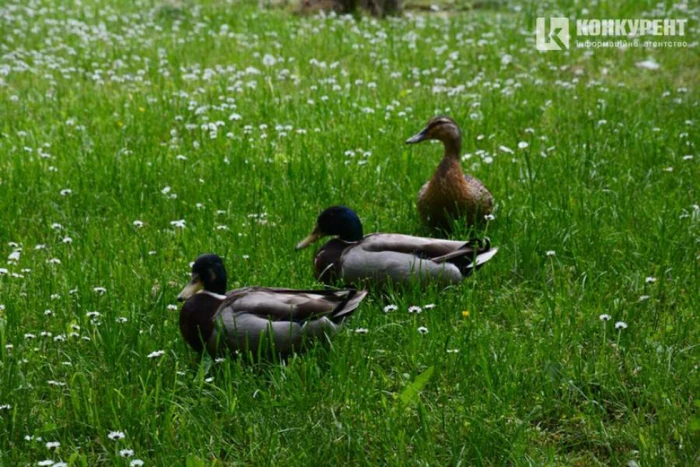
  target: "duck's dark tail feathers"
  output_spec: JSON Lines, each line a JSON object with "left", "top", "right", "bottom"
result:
{"left": 330, "top": 289, "right": 369, "bottom": 323}
{"left": 433, "top": 237, "right": 497, "bottom": 276}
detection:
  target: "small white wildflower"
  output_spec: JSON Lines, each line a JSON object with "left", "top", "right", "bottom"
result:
{"left": 35, "top": 244, "right": 46, "bottom": 250}
{"left": 166, "top": 304, "right": 178, "bottom": 311}
{"left": 51, "top": 223, "right": 63, "bottom": 230}
{"left": 60, "top": 189, "right": 72, "bottom": 196}
{"left": 417, "top": 326, "right": 429, "bottom": 335}
{"left": 62, "top": 237, "right": 72, "bottom": 244}
{"left": 408, "top": 306, "right": 422, "bottom": 314}
{"left": 446, "top": 349, "right": 460, "bottom": 354}
{"left": 161, "top": 186, "right": 171, "bottom": 195}
{"left": 0, "top": 268, "right": 7, "bottom": 275}
{"left": 518, "top": 141, "right": 529, "bottom": 149}
{"left": 47, "top": 380, "right": 65, "bottom": 387}
{"left": 484, "top": 214, "right": 495, "bottom": 221}
{"left": 499, "top": 145, "right": 514, "bottom": 154}
{"left": 170, "top": 219, "right": 186, "bottom": 229}
{"left": 383, "top": 304, "right": 398, "bottom": 313}
{"left": 423, "top": 304, "right": 436, "bottom": 309}
{"left": 133, "top": 220, "right": 144, "bottom": 228}
{"left": 599, "top": 314, "right": 611, "bottom": 321}
{"left": 107, "top": 431, "right": 126, "bottom": 440}
{"left": 93, "top": 287, "right": 106, "bottom": 294}
{"left": 638, "top": 295, "right": 650, "bottom": 302}
{"left": 546, "top": 250, "right": 556, "bottom": 257}
{"left": 205, "top": 377, "right": 214, "bottom": 383}
{"left": 24, "top": 333, "right": 36, "bottom": 339}
{"left": 615, "top": 321, "right": 628, "bottom": 330}
{"left": 130, "top": 460, "right": 145, "bottom": 467}
{"left": 116, "top": 317, "right": 128, "bottom": 323}
{"left": 147, "top": 350, "right": 165, "bottom": 359}
{"left": 86, "top": 311, "right": 100, "bottom": 318}
{"left": 37, "top": 461, "right": 55, "bottom": 466}
{"left": 48, "top": 258, "right": 61, "bottom": 265}
{"left": 354, "top": 328, "right": 369, "bottom": 334}
{"left": 45, "top": 441, "right": 60, "bottom": 449}
{"left": 44, "top": 309, "right": 52, "bottom": 316}
{"left": 0, "top": 404, "right": 11, "bottom": 410}
{"left": 645, "top": 276, "right": 656, "bottom": 284}
{"left": 119, "top": 449, "right": 134, "bottom": 457}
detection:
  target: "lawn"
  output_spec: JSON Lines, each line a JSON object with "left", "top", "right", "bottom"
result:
{"left": 0, "top": 0, "right": 698, "bottom": 465}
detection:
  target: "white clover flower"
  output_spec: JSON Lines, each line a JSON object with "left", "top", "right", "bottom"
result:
{"left": 60, "top": 189, "right": 72, "bottom": 196}
{"left": 133, "top": 220, "right": 144, "bottom": 228}
{"left": 147, "top": 350, "right": 165, "bottom": 359}
{"left": 383, "top": 304, "right": 398, "bottom": 313}
{"left": 119, "top": 449, "right": 134, "bottom": 457}
{"left": 0, "top": 268, "right": 8, "bottom": 275}
{"left": 62, "top": 237, "right": 72, "bottom": 244}
{"left": 24, "top": 333, "right": 36, "bottom": 339}
{"left": 93, "top": 287, "right": 106, "bottom": 294}
{"left": 51, "top": 223, "right": 63, "bottom": 230}
{"left": 417, "top": 326, "right": 429, "bottom": 335}
{"left": 518, "top": 141, "right": 529, "bottom": 149}
{"left": 170, "top": 219, "right": 186, "bottom": 229}
{"left": 86, "top": 311, "right": 100, "bottom": 318}
{"left": 44, "top": 309, "right": 52, "bottom": 316}
{"left": 161, "top": 186, "right": 171, "bottom": 195}
{"left": 408, "top": 306, "right": 422, "bottom": 314}
{"left": 262, "top": 54, "right": 276, "bottom": 67}
{"left": 108, "top": 431, "right": 126, "bottom": 440}
{"left": 130, "top": 460, "right": 145, "bottom": 467}
{"left": 484, "top": 214, "right": 495, "bottom": 221}
{"left": 615, "top": 321, "right": 628, "bottom": 330}
{"left": 599, "top": 314, "right": 611, "bottom": 321}
{"left": 48, "top": 258, "right": 61, "bottom": 265}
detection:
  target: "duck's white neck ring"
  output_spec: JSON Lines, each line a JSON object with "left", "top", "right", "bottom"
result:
{"left": 199, "top": 290, "right": 228, "bottom": 300}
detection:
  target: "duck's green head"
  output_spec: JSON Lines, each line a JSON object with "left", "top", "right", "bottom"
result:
{"left": 296, "top": 206, "right": 364, "bottom": 250}
{"left": 177, "top": 253, "right": 227, "bottom": 301}
{"left": 405, "top": 116, "right": 461, "bottom": 145}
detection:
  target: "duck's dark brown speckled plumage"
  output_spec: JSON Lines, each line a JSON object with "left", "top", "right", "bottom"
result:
{"left": 407, "top": 116, "right": 493, "bottom": 230}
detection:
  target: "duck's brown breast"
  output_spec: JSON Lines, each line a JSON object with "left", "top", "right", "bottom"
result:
{"left": 418, "top": 159, "right": 493, "bottom": 228}
{"left": 179, "top": 294, "right": 222, "bottom": 352}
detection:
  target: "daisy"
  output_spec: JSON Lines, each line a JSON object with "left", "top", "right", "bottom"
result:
{"left": 107, "top": 431, "right": 125, "bottom": 441}
{"left": 599, "top": 314, "right": 611, "bottom": 321}
{"left": 417, "top": 326, "right": 429, "bottom": 335}
{"left": 615, "top": 321, "right": 628, "bottom": 330}
{"left": 408, "top": 306, "right": 422, "bottom": 314}
{"left": 383, "top": 304, "right": 398, "bottom": 313}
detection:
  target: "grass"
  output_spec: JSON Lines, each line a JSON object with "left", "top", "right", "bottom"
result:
{"left": 0, "top": 0, "right": 698, "bottom": 464}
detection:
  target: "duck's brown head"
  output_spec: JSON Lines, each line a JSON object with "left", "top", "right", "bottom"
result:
{"left": 405, "top": 116, "right": 462, "bottom": 147}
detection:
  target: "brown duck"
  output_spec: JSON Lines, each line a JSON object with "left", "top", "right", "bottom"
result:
{"left": 406, "top": 116, "right": 494, "bottom": 230}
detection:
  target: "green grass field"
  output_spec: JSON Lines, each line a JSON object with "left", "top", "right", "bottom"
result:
{"left": 1, "top": 0, "right": 698, "bottom": 465}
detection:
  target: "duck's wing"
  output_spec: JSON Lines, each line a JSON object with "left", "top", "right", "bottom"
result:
{"left": 207, "top": 288, "right": 367, "bottom": 358}
{"left": 359, "top": 233, "right": 473, "bottom": 259}
{"left": 339, "top": 234, "right": 496, "bottom": 285}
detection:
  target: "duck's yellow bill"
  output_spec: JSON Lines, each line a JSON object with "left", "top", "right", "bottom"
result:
{"left": 177, "top": 275, "right": 203, "bottom": 302}
{"left": 295, "top": 227, "right": 321, "bottom": 250}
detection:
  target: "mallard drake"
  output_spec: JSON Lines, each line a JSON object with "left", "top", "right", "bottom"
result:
{"left": 295, "top": 206, "right": 497, "bottom": 287}
{"left": 176, "top": 254, "right": 368, "bottom": 359}
{"left": 406, "top": 116, "right": 494, "bottom": 230}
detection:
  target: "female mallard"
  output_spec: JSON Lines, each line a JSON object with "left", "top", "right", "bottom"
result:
{"left": 406, "top": 116, "right": 494, "bottom": 230}
{"left": 295, "top": 206, "right": 497, "bottom": 287}
{"left": 176, "top": 254, "right": 368, "bottom": 359}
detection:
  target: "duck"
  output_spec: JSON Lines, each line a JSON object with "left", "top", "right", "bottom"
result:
{"left": 406, "top": 116, "right": 494, "bottom": 231}
{"left": 295, "top": 206, "right": 497, "bottom": 287}
{"left": 176, "top": 253, "right": 368, "bottom": 359}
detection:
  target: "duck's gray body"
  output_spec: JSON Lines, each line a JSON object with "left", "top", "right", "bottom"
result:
{"left": 314, "top": 233, "right": 498, "bottom": 287}
{"left": 205, "top": 287, "right": 367, "bottom": 359}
